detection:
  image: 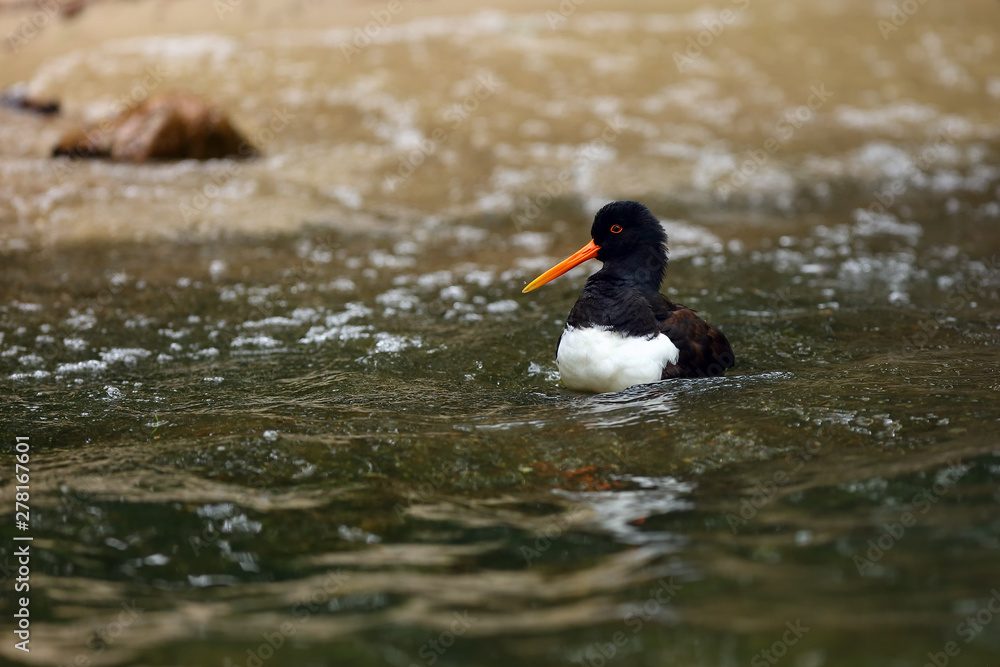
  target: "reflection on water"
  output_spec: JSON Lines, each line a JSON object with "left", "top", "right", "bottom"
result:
{"left": 556, "top": 475, "right": 693, "bottom": 546}
{"left": 2, "top": 0, "right": 1000, "bottom": 665}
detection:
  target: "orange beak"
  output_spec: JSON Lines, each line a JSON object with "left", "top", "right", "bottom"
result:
{"left": 521, "top": 239, "right": 600, "bottom": 293}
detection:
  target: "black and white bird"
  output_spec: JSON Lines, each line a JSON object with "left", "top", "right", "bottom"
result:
{"left": 522, "top": 200, "right": 734, "bottom": 393}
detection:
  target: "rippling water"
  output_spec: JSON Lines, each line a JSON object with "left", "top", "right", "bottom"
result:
{"left": 2, "top": 0, "right": 1000, "bottom": 665}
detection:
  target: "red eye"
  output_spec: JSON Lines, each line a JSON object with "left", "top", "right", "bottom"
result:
{"left": 610, "top": 224, "right": 623, "bottom": 234}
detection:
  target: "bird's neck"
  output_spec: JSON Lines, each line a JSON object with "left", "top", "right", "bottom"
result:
{"left": 593, "top": 246, "right": 666, "bottom": 291}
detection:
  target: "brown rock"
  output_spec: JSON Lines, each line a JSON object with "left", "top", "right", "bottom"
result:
{"left": 52, "top": 93, "right": 256, "bottom": 162}
{"left": 51, "top": 128, "right": 103, "bottom": 158}
{"left": 0, "top": 85, "right": 60, "bottom": 115}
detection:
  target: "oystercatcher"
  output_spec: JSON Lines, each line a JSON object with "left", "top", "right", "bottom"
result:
{"left": 522, "top": 200, "right": 734, "bottom": 393}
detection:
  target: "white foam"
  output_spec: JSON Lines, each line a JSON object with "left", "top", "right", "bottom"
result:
{"left": 323, "top": 278, "right": 357, "bottom": 292}
{"left": 415, "top": 271, "right": 455, "bottom": 289}
{"left": 376, "top": 288, "right": 420, "bottom": 314}
{"left": 373, "top": 333, "right": 422, "bottom": 354}
{"left": 65, "top": 313, "right": 96, "bottom": 330}
{"left": 440, "top": 285, "right": 468, "bottom": 301}
{"left": 851, "top": 212, "right": 923, "bottom": 243}
{"left": 13, "top": 302, "right": 42, "bottom": 312}
{"left": 99, "top": 348, "right": 152, "bottom": 364}
{"left": 56, "top": 359, "right": 108, "bottom": 374}
{"left": 242, "top": 307, "right": 321, "bottom": 329}
{"left": 299, "top": 305, "right": 373, "bottom": 345}
{"left": 10, "top": 370, "right": 51, "bottom": 380}
{"left": 63, "top": 337, "right": 88, "bottom": 351}
{"left": 231, "top": 335, "right": 280, "bottom": 348}
{"left": 18, "top": 354, "right": 44, "bottom": 367}
{"left": 834, "top": 102, "right": 938, "bottom": 134}
{"left": 486, "top": 299, "right": 519, "bottom": 314}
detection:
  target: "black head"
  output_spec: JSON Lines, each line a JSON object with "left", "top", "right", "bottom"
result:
{"left": 591, "top": 201, "right": 667, "bottom": 261}
{"left": 521, "top": 200, "right": 669, "bottom": 293}
{"left": 591, "top": 201, "right": 668, "bottom": 283}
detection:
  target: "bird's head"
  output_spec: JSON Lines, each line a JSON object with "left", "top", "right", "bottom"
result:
{"left": 522, "top": 200, "right": 668, "bottom": 293}
{"left": 590, "top": 200, "right": 667, "bottom": 263}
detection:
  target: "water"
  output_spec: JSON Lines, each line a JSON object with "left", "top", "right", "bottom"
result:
{"left": 2, "top": 0, "right": 1000, "bottom": 665}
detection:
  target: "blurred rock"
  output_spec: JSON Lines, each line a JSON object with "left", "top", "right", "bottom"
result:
{"left": 0, "top": 84, "right": 60, "bottom": 115}
{"left": 59, "top": 0, "right": 89, "bottom": 19}
{"left": 52, "top": 93, "right": 255, "bottom": 162}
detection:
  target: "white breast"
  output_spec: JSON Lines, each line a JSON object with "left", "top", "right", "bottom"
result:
{"left": 556, "top": 325, "right": 680, "bottom": 394}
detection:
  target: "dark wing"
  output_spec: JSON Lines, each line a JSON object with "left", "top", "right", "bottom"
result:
{"left": 650, "top": 294, "right": 735, "bottom": 379}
